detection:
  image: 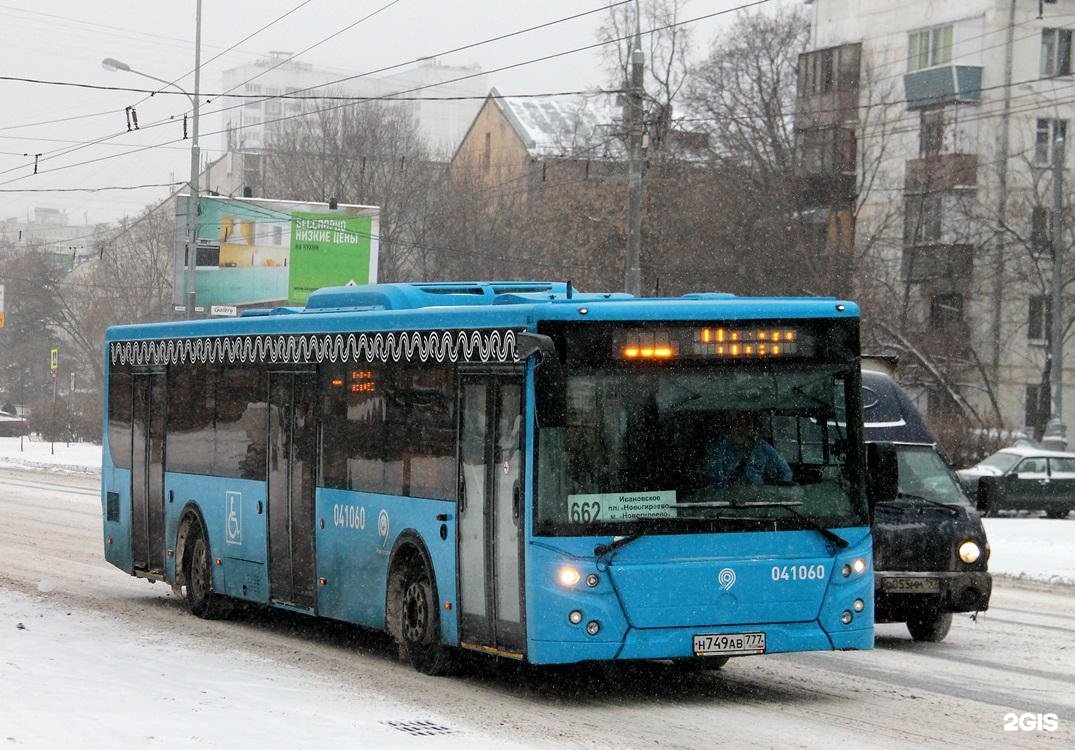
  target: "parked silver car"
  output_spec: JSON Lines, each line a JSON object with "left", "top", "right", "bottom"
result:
{"left": 957, "top": 446, "right": 1075, "bottom": 518}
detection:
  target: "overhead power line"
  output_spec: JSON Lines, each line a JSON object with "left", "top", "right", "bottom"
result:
{"left": 0, "top": 76, "right": 611, "bottom": 102}
{"left": 0, "top": 182, "right": 182, "bottom": 193}
{"left": 0, "top": 0, "right": 771, "bottom": 186}
{"left": 0, "top": 0, "right": 629, "bottom": 180}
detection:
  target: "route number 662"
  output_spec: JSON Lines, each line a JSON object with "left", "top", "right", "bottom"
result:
{"left": 1003, "top": 713, "right": 1059, "bottom": 732}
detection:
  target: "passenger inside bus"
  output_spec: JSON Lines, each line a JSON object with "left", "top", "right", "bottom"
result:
{"left": 705, "top": 411, "right": 793, "bottom": 487}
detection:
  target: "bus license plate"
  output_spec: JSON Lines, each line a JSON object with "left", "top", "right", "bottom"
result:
{"left": 693, "top": 632, "right": 765, "bottom": 656}
{"left": 882, "top": 577, "right": 941, "bottom": 593}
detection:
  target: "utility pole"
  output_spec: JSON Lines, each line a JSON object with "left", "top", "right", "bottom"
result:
{"left": 1045, "top": 130, "right": 1067, "bottom": 448}
{"left": 992, "top": 0, "right": 1016, "bottom": 387}
{"left": 185, "top": 0, "right": 203, "bottom": 319}
{"left": 623, "top": 6, "right": 645, "bottom": 297}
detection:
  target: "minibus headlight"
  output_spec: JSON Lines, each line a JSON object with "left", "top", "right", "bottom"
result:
{"left": 958, "top": 541, "right": 981, "bottom": 564}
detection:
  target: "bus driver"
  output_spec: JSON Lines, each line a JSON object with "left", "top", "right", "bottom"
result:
{"left": 706, "top": 410, "right": 792, "bottom": 487}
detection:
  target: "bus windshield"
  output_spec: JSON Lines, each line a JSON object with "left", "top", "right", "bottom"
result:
{"left": 535, "top": 364, "right": 866, "bottom": 536}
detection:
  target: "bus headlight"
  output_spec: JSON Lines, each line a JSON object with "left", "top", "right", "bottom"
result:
{"left": 841, "top": 610, "right": 853, "bottom": 624}
{"left": 568, "top": 610, "right": 583, "bottom": 625}
{"left": 958, "top": 541, "right": 981, "bottom": 564}
{"left": 558, "top": 566, "right": 581, "bottom": 587}
{"left": 842, "top": 558, "right": 867, "bottom": 577}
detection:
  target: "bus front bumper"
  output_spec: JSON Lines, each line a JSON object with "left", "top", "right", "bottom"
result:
{"left": 526, "top": 620, "right": 873, "bottom": 665}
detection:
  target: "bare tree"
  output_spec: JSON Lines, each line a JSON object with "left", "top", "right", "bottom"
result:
{"left": 52, "top": 203, "right": 176, "bottom": 392}
{"left": 262, "top": 99, "right": 449, "bottom": 280}
{"left": 599, "top": 0, "right": 693, "bottom": 126}
{"left": 684, "top": 5, "right": 807, "bottom": 179}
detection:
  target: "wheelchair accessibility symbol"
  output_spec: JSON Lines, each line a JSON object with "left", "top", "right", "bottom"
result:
{"left": 226, "top": 491, "right": 242, "bottom": 545}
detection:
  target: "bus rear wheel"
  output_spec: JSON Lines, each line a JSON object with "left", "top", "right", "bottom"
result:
{"left": 396, "top": 558, "right": 455, "bottom": 676}
{"left": 184, "top": 525, "right": 222, "bottom": 619}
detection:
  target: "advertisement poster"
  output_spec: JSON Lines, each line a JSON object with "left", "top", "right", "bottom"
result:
{"left": 172, "top": 196, "right": 379, "bottom": 309}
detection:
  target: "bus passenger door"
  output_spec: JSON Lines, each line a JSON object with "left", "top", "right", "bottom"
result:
{"left": 266, "top": 371, "right": 318, "bottom": 610}
{"left": 131, "top": 371, "right": 165, "bottom": 575}
{"left": 458, "top": 374, "right": 525, "bottom": 656}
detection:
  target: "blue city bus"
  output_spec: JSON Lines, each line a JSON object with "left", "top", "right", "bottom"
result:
{"left": 102, "top": 282, "right": 875, "bottom": 674}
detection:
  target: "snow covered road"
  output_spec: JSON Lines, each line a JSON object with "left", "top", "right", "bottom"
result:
{"left": 1, "top": 467, "right": 1072, "bottom": 749}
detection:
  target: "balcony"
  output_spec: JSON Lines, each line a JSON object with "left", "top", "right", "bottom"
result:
{"left": 901, "top": 243, "right": 974, "bottom": 284}
{"left": 903, "top": 66, "right": 982, "bottom": 109}
{"left": 905, "top": 154, "right": 978, "bottom": 193}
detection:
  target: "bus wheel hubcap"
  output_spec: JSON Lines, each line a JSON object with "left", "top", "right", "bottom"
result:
{"left": 192, "top": 541, "right": 209, "bottom": 598}
{"left": 403, "top": 579, "right": 429, "bottom": 642}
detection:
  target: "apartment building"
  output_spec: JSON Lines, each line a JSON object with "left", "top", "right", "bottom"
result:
{"left": 220, "top": 52, "right": 488, "bottom": 158}
{"left": 796, "top": 0, "right": 1074, "bottom": 440}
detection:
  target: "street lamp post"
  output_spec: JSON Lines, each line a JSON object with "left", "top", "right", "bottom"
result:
{"left": 1044, "top": 130, "right": 1067, "bottom": 449}
{"left": 101, "top": 0, "right": 202, "bottom": 319}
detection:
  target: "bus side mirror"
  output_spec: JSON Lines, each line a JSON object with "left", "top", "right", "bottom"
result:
{"left": 865, "top": 442, "right": 899, "bottom": 510}
{"left": 516, "top": 332, "right": 565, "bottom": 428}
{"left": 977, "top": 476, "right": 999, "bottom": 515}
{"left": 515, "top": 332, "right": 556, "bottom": 364}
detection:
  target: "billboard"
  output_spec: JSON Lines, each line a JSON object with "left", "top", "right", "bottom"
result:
{"left": 173, "top": 196, "right": 379, "bottom": 309}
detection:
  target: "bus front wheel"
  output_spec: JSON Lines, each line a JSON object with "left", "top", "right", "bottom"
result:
{"left": 395, "top": 557, "right": 455, "bottom": 676}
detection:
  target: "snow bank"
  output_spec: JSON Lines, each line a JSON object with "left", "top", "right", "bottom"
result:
{"left": 983, "top": 517, "right": 1075, "bottom": 586}
{"left": 0, "top": 435, "right": 101, "bottom": 475}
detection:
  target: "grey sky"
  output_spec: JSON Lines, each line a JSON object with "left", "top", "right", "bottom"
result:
{"left": 0, "top": 0, "right": 757, "bottom": 225}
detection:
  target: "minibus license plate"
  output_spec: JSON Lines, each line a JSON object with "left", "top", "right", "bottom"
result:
{"left": 693, "top": 632, "right": 765, "bottom": 656}
{"left": 882, "top": 577, "right": 941, "bottom": 593}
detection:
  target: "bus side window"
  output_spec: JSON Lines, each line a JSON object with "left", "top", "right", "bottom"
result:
{"left": 108, "top": 369, "right": 133, "bottom": 470}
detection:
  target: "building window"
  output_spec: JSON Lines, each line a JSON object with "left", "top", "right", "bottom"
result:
{"left": 1028, "top": 294, "right": 1053, "bottom": 341}
{"left": 904, "top": 193, "right": 942, "bottom": 245}
{"left": 929, "top": 293, "right": 963, "bottom": 328}
{"left": 1041, "top": 29, "right": 1072, "bottom": 78}
{"left": 797, "top": 44, "right": 860, "bottom": 96}
{"left": 919, "top": 109, "right": 945, "bottom": 157}
{"left": 908, "top": 24, "right": 953, "bottom": 71}
{"left": 482, "top": 131, "right": 491, "bottom": 173}
{"left": 1031, "top": 206, "right": 1051, "bottom": 256}
{"left": 1036, "top": 119, "right": 1067, "bottom": 166}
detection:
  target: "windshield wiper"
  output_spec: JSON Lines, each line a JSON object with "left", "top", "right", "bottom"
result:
{"left": 896, "top": 492, "right": 960, "bottom": 516}
{"left": 593, "top": 533, "right": 642, "bottom": 559}
{"left": 592, "top": 516, "right": 678, "bottom": 560}
{"left": 721, "top": 500, "right": 848, "bottom": 550}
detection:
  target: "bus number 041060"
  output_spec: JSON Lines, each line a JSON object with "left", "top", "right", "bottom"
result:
{"left": 771, "top": 564, "right": 826, "bottom": 581}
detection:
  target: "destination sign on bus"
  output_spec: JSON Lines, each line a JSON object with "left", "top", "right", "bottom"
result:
{"left": 617, "top": 326, "right": 812, "bottom": 360}
{"left": 350, "top": 370, "right": 377, "bottom": 393}
{"left": 566, "top": 490, "right": 677, "bottom": 523}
